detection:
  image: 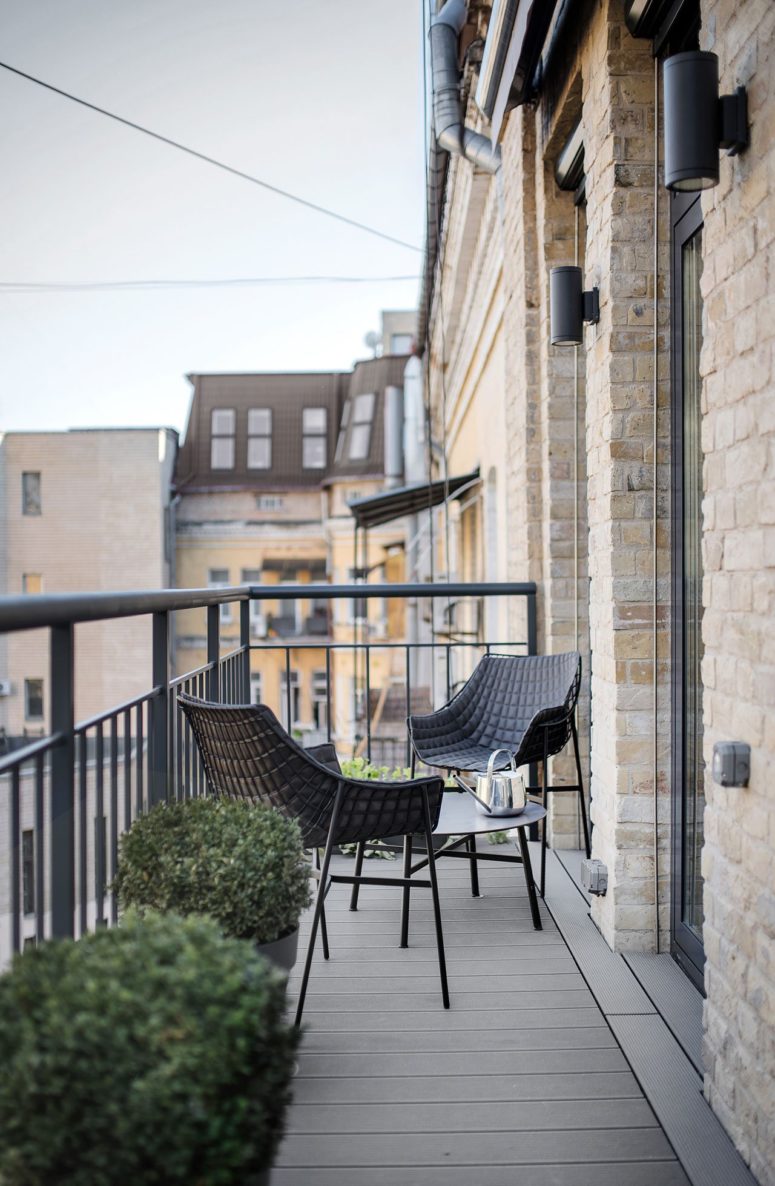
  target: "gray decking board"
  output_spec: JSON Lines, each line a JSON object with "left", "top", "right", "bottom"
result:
{"left": 298, "top": 1048, "right": 629, "bottom": 1078}
{"left": 290, "top": 1071, "right": 648, "bottom": 1105}
{"left": 625, "top": 952, "right": 705, "bottom": 1074}
{"left": 277, "top": 1128, "right": 678, "bottom": 1167}
{"left": 298, "top": 1006, "right": 608, "bottom": 1032}
{"left": 272, "top": 1162, "right": 690, "bottom": 1186}
{"left": 302, "top": 971, "right": 586, "bottom": 994}
{"left": 302, "top": 1026, "right": 616, "bottom": 1053}
{"left": 286, "top": 1097, "right": 658, "bottom": 1134}
{"left": 276, "top": 847, "right": 690, "bottom": 1186}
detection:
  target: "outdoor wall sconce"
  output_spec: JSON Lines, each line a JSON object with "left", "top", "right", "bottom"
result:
{"left": 664, "top": 51, "right": 748, "bottom": 191}
{"left": 550, "top": 266, "right": 599, "bottom": 346}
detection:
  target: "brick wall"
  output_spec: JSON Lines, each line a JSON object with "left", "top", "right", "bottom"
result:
{"left": 699, "top": 1, "right": 775, "bottom": 1179}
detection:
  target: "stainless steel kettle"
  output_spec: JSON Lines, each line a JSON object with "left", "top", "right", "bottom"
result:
{"left": 465, "top": 749, "right": 527, "bottom": 817}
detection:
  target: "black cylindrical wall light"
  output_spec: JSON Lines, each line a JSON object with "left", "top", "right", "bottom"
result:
{"left": 664, "top": 51, "right": 748, "bottom": 191}
{"left": 550, "top": 266, "right": 600, "bottom": 347}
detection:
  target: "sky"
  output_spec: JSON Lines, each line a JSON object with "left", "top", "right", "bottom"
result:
{"left": 0, "top": 0, "right": 426, "bottom": 436}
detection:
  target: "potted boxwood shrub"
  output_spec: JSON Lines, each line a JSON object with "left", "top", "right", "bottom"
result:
{"left": 0, "top": 911, "right": 298, "bottom": 1186}
{"left": 113, "top": 797, "right": 311, "bottom": 970}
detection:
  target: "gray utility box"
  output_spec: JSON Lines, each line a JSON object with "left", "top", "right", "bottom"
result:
{"left": 581, "top": 858, "right": 608, "bottom": 896}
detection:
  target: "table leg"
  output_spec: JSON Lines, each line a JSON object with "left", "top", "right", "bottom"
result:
{"left": 467, "top": 834, "right": 480, "bottom": 897}
{"left": 400, "top": 833, "right": 413, "bottom": 948}
{"left": 517, "top": 826, "right": 542, "bottom": 931}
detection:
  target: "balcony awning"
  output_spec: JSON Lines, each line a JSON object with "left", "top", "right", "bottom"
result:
{"left": 348, "top": 470, "right": 480, "bottom": 530}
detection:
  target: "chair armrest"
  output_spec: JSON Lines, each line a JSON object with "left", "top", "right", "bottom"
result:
{"left": 306, "top": 742, "right": 341, "bottom": 773}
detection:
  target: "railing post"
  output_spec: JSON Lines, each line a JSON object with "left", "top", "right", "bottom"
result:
{"left": 240, "top": 598, "right": 251, "bottom": 702}
{"left": 207, "top": 604, "right": 220, "bottom": 701}
{"left": 50, "top": 622, "right": 75, "bottom": 939}
{"left": 149, "top": 611, "right": 169, "bottom": 807}
{"left": 526, "top": 588, "right": 540, "bottom": 839}
{"left": 527, "top": 590, "right": 537, "bottom": 657}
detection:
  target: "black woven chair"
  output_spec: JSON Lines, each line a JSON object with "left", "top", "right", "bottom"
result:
{"left": 407, "top": 652, "right": 590, "bottom": 897}
{"left": 177, "top": 693, "right": 448, "bottom": 1024}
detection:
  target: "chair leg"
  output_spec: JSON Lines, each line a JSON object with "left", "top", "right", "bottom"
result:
{"left": 314, "top": 848, "right": 329, "bottom": 960}
{"left": 349, "top": 841, "right": 366, "bottom": 911}
{"left": 467, "top": 834, "right": 480, "bottom": 897}
{"left": 572, "top": 717, "right": 591, "bottom": 859}
{"left": 517, "top": 825, "right": 542, "bottom": 931}
{"left": 540, "top": 729, "right": 549, "bottom": 899}
{"left": 400, "top": 833, "right": 413, "bottom": 948}
{"left": 295, "top": 790, "right": 343, "bottom": 1027}
{"left": 421, "top": 789, "right": 449, "bottom": 1009}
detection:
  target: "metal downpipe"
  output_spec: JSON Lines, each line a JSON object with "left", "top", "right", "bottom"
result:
{"left": 430, "top": 0, "right": 501, "bottom": 176}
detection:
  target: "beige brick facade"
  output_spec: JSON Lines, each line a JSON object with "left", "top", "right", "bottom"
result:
{"left": 698, "top": 2, "right": 775, "bottom": 1180}
{"left": 424, "top": 0, "right": 775, "bottom": 1177}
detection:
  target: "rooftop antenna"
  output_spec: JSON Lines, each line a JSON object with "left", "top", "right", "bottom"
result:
{"left": 364, "top": 330, "right": 380, "bottom": 358}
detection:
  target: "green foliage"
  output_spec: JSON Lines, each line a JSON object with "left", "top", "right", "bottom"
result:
{"left": 337, "top": 757, "right": 413, "bottom": 859}
{"left": 0, "top": 911, "right": 299, "bottom": 1186}
{"left": 113, "top": 797, "right": 311, "bottom": 944}
{"left": 339, "top": 755, "right": 412, "bottom": 782}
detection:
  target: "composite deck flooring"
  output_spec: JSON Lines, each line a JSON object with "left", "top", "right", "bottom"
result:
{"left": 273, "top": 842, "right": 690, "bottom": 1186}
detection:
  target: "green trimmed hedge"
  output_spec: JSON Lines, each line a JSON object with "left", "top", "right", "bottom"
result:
{"left": 0, "top": 911, "right": 298, "bottom": 1186}
{"left": 113, "top": 797, "right": 311, "bottom": 944}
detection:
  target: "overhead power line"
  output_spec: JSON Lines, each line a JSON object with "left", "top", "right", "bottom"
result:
{"left": 0, "top": 274, "right": 420, "bottom": 294}
{"left": 0, "top": 60, "right": 422, "bottom": 254}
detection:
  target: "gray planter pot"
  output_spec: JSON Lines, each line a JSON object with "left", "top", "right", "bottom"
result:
{"left": 256, "top": 927, "right": 299, "bottom": 972}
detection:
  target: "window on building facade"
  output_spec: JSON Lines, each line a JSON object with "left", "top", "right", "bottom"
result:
{"left": 22, "top": 830, "right": 34, "bottom": 916}
{"left": 335, "top": 400, "right": 351, "bottom": 462}
{"left": 24, "top": 678, "right": 44, "bottom": 721}
{"left": 348, "top": 393, "right": 375, "bottom": 461}
{"left": 312, "top": 669, "right": 328, "bottom": 730}
{"left": 250, "top": 672, "right": 262, "bottom": 705}
{"left": 256, "top": 494, "right": 284, "bottom": 511}
{"left": 210, "top": 408, "right": 236, "bottom": 470}
{"left": 22, "top": 574, "right": 43, "bottom": 594}
{"left": 208, "top": 568, "right": 232, "bottom": 623}
{"left": 240, "top": 568, "right": 266, "bottom": 634}
{"left": 22, "top": 472, "right": 41, "bottom": 515}
{"left": 389, "top": 333, "right": 413, "bottom": 354}
{"left": 280, "top": 669, "right": 301, "bottom": 730}
{"left": 247, "top": 408, "right": 272, "bottom": 469}
{"left": 302, "top": 407, "right": 327, "bottom": 469}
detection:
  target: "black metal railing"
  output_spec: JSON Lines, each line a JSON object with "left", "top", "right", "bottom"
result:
{"left": 0, "top": 582, "right": 536, "bottom": 960}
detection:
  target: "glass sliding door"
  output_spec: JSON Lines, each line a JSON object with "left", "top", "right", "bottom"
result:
{"left": 671, "top": 192, "right": 706, "bottom": 986}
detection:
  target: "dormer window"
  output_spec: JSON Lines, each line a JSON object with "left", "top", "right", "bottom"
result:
{"left": 303, "top": 407, "right": 327, "bottom": 469}
{"left": 349, "top": 392, "right": 375, "bottom": 461}
{"left": 247, "top": 408, "right": 272, "bottom": 469}
{"left": 210, "top": 408, "right": 236, "bottom": 469}
{"left": 335, "top": 399, "right": 351, "bottom": 462}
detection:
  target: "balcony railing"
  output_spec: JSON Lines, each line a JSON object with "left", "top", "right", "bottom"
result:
{"left": 0, "top": 581, "right": 536, "bottom": 962}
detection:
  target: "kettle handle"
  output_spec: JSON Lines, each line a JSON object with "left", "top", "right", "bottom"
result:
{"left": 486, "top": 748, "right": 517, "bottom": 781}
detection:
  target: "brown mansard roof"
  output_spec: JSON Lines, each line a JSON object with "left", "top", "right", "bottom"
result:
{"left": 175, "top": 356, "right": 409, "bottom": 491}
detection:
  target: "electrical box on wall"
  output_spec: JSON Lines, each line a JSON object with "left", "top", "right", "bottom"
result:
{"left": 581, "top": 858, "right": 608, "bottom": 896}
{"left": 712, "top": 741, "right": 750, "bottom": 788}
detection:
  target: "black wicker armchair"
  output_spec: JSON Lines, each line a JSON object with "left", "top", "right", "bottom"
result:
{"left": 177, "top": 693, "right": 448, "bottom": 1024}
{"left": 407, "top": 652, "right": 590, "bottom": 897}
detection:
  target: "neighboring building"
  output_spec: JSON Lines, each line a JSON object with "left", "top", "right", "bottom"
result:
{"left": 421, "top": 0, "right": 774, "bottom": 1179}
{"left": 0, "top": 429, "right": 177, "bottom": 738}
{"left": 174, "top": 318, "right": 416, "bottom": 759}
